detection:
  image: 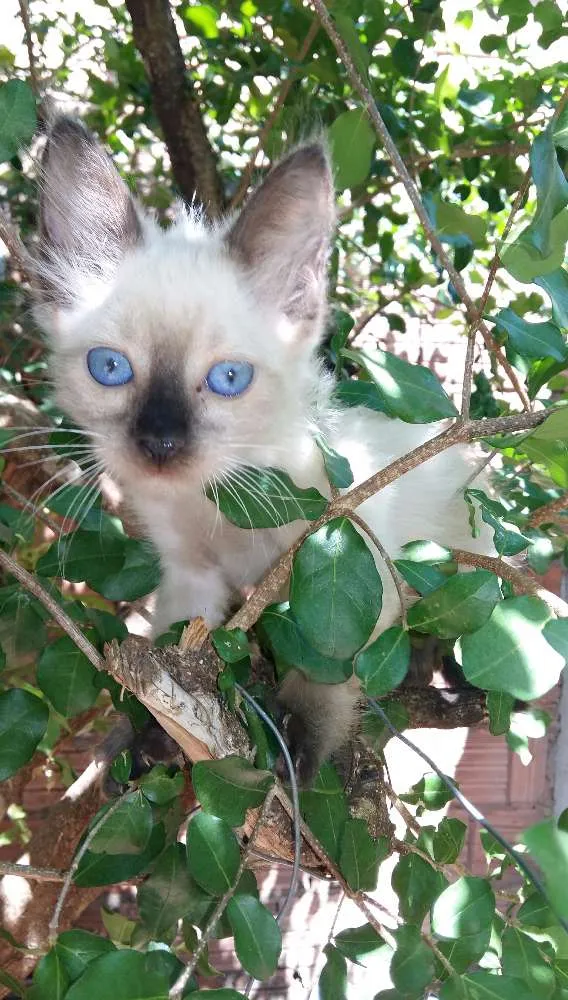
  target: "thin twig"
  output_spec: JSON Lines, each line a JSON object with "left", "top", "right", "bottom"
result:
{"left": 528, "top": 492, "right": 568, "bottom": 528}
{"left": 230, "top": 17, "right": 320, "bottom": 209}
{"left": 18, "top": 0, "right": 41, "bottom": 99}
{"left": 226, "top": 409, "right": 548, "bottom": 632}
{"left": 310, "top": 0, "right": 532, "bottom": 411}
{"left": 169, "top": 785, "right": 278, "bottom": 999}
{"left": 1, "top": 480, "right": 60, "bottom": 535}
{"left": 0, "top": 548, "right": 104, "bottom": 670}
{"left": 348, "top": 510, "right": 408, "bottom": 628}
{"left": 450, "top": 548, "right": 568, "bottom": 618}
{"left": 0, "top": 861, "right": 65, "bottom": 883}
{"left": 0, "top": 212, "right": 32, "bottom": 280}
{"left": 48, "top": 793, "right": 126, "bottom": 944}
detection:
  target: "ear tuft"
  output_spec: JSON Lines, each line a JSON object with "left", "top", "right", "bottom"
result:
{"left": 227, "top": 142, "right": 334, "bottom": 321}
{"left": 37, "top": 115, "right": 141, "bottom": 305}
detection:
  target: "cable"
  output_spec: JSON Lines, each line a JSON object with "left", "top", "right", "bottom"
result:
{"left": 367, "top": 697, "right": 568, "bottom": 935}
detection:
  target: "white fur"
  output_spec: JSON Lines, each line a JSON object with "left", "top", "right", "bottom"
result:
{"left": 35, "top": 122, "right": 494, "bottom": 773}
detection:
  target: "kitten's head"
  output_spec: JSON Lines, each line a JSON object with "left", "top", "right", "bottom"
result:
{"left": 34, "top": 117, "right": 335, "bottom": 495}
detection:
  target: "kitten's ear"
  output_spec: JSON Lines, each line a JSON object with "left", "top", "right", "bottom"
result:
{"left": 38, "top": 116, "right": 141, "bottom": 304}
{"left": 227, "top": 144, "right": 334, "bottom": 320}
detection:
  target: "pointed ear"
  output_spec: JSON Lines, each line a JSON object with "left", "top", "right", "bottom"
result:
{"left": 227, "top": 144, "right": 335, "bottom": 320}
{"left": 38, "top": 117, "right": 141, "bottom": 304}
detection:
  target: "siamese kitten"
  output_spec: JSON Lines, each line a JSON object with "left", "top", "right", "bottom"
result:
{"left": 34, "top": 117, "right": 492, "bottom": 782}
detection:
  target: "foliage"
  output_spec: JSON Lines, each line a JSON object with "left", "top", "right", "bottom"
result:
{"left": 0, "top": 0, "right": 568, "bottom": 997}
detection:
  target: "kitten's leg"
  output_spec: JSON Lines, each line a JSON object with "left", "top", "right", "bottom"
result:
{"left": 153, "top": 564, "right": 231, "bottom": 635}
{"left": 277, "top": 671, "right": 361, "bottom": 785}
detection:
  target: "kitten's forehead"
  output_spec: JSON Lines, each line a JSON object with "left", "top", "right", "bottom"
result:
{"left": 105, "top": 230, "right": 275, "bottom": 362}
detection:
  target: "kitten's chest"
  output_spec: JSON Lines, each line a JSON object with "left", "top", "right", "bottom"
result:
{"left": 130, "top": 485, "right": 305, "bottom": 590}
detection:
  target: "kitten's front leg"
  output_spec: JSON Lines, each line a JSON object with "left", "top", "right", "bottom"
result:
{"left": 277, "top": 671, "right": 361, "bottom": 785}
{"left": 152, "top": 563, "right": 231, "bottom": 636}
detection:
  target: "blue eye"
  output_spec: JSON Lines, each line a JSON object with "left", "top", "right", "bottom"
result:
{"left": 205, "top": 360, "right": 254, "bottom": 397}
{"left": 87, "top": 347, "right": 133, "bottom": 387}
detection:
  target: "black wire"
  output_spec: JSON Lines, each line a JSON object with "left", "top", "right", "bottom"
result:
{"left": 367, "top": 697, "right": 568, "bottom": 935}
{"left": 235, "top": 684, "right": 301, "bottom": 918}
{"left": 235, "top": 684, "right": 302, "bottom": 998}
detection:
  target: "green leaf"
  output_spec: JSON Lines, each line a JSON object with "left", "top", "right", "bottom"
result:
{"left": 553, "top": 103, "right": 568, "bottom": 151}
{"left": 517, "top": 891, "right": 558, "bottom": 929}
{"left": 36, "top": 529, "right": 126, "bottom": 588}
{"left": 37, "top": 637, "right": 99, "bottom": 717}
{"left": 97, "top": 540, "right": 161, "bottom": 602}
{"left": 30, "top": 950, "right": 70, "bottom": 1000}
{"left": 333, "top": 378, "right": 390, "bottom": 414}
{"left": 522, "top": 817, "right": 568, "bottom": 922}
{"left": 290, "top": 517, "right": 381, "bottom": 659}
{"left": 257, "top": 603, "right": 354, "bottom": 683}
{"left": 390, "top": 925, "right": 435, "bottom": 996}
{"left": 205, "top": 467, "right": 328, "bottom": 529}
{"left": 526, "top": 128, "right": 568, "bottom": 258}
{"left": 211, "top": 627, "right": 250, "bottom": 664}
{"left": 329, "top": 109, "right": 375, "bottom": 190}
{"left": 435, "top": 928, "right": 491, "bottom": 978}
{"left": 334, "top": 922, "right": 384, "bottom": 965}
{"left": 314, "top": 434, "right": 354, "bottom": 489}
{"left": 523, "top": 438, "right": 568, "bottom": 488}
{"left": 64, "top": 950, "right": 170, "bottom": 1000}
{"left": 436, "top": 199, "right": 487, "bottom": 247}
{"left": 464, "top": 488, "right": 530, "bottom": 557}
{"left": 339, "top": 818, "right": 388, "bottom": 891}
{"left": 110, "top": 750, "right": 133, "bottom": 785}
{"left": 432, "top": 818, "right": 468, "bottom": 864}
{"left": 186, "top": 813, "right": 241, "bottom": 896}
{"left": 192, "top": 757, "right": 274, "bottom": 827}
{"left": 355, "top": 626, "right": 410, "bottom": 696}
{"left": 318, "top": 945, "right": 348, "bottom": 1000}
{"left": 394, "top": 559, "right": 450, "bottom": 595}
{"left": 531, "top": 408, "right": 568, "bottom": 441}
{"left": 486, "top": 691, "right": 515, "bottom": 735}
{"left": 138, "top": 843, "right": 196, "bottom": 939}
{"left": 55, "top": 930, "right": 116, "bottom": 983}
{"left": 89, "top": 792, "right": 153, "bottom": 855}
{"left": 226, "top": 894, "right": 282, "bottom": 980}
{"left": 183, "top": 3, "right": 219, "bottom": 38}
{"left": 138, "top": 765, "right": 184, "bottom": 805}
{"left": 343, "top": 347, "right": 458, "bottom": 423}
{"left": 391, "top": 852, "right": 447, "bottom": 928}
{"left": 431, "top": 877, "right": 495, "bottom": 939}
{"left": 0, "top": 689, "right": 49, "bottom": 781}
{"left": 460, "top": 596, "right": 565, "bottom": 700}
{"left": 74, "top": 824, "right": 165, "bottom": 886}
{"left": 543, "top": 617, "right": 568, "bottom": 661}
{"left": 0, "top": 80, "right": 36, "bottom": 162}
{"left": 502, "top": 208, "right": 568, "bottom": 282}
{"left": 300, "top": 762, "right": 350, "bottom": 863}
{"left": 407, "top": 570, "right": 501, "bottom": 639}
{"left": 501, "top": 926, "right": 556, "bottom": 998}
{"left": 439, "top": 971, "right": 534, "bottom": 999}
{"left": 400, "top": 773, "right": 455, "bottom": 811}
{"left": 491, "top": 308, "right": 568, "bottom": 361}
{"left": 535, "top": 268, "right": 568, "bottom": 329}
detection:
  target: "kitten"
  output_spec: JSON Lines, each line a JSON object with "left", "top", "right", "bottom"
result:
{"left": 34, "top": 117, "right": 493, "bottom": 782}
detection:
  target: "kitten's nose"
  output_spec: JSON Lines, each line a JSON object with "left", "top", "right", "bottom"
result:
{"left": 137, "top": 435, "right": 185, "bottom": 466}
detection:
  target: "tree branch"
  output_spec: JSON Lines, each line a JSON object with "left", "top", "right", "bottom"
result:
{"left": 310, "top": 0, "right": 534, "bottom": 411}
{"left": 0, "top": 211, "right": 32, "bottom": 280}
{"left": 451, "top": 548, "right": 568, "bottom": 618}
{"left": 124, "top": 0, "right": 223, "bottom": 214}
{"left": 528, "top": 493, "right": 568, "bottom": 528}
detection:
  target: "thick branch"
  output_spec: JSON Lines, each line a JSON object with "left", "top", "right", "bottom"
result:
{"left": 395, "top": 687, "right": 487, "bottom": 728}
{"left": 125, "top": 0, "right": 223, "bottom": 214}
{"left": 529, "top": 493, "right": 568, "bottom": 528}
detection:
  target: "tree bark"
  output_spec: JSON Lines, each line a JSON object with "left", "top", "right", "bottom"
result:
{"left": 125, "top": 0, "right": 223, "bottom": 216}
